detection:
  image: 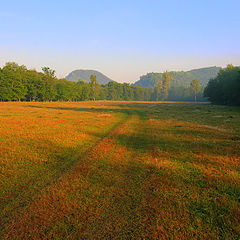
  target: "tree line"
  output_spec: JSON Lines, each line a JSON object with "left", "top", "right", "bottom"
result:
{"left": 0, "top": 62, "right": 205, "bottom": 102}
{"left": 204, "top": 64, "right": 240, "bottom": 106}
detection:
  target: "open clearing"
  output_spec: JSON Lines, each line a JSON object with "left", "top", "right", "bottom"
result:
{"left": 0, "top": 101, "right": 239, "bottom": 239}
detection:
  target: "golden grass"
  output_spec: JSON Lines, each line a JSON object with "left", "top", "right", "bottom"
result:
{"left": 0, "top": 101, "right": 239, "bottom": 239}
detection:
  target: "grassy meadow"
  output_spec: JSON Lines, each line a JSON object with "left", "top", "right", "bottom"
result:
{"left": 0, "top": 101, "right": 239, "bottom": 239}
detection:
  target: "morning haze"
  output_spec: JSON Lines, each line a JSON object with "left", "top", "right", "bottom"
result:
{"left": 0, "top": 1, "right": 240, "bottom": 239}
{"left": 1, "top": 0, "right": 239, "bottom": 82}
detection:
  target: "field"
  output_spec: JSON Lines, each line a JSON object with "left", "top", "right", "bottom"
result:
{"left": 0, "top": 101, "right": 239, "bottom": 239}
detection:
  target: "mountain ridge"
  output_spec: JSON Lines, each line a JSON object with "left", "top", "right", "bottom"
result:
{"left": 66, "top": 66, "right": 222, "bottom": 87}
{"left": 134, "top": 66, "right": 221, "bottom": 88}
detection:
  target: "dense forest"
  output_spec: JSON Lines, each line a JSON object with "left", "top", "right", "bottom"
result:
{"left": 204, "top": 64, "right": 240, "bottom": 105}
{"left": 0, "top": 62, "right": 206, "bottom": 102}
{"left": 1, "top": 62, "right": 239, "bottom": 104}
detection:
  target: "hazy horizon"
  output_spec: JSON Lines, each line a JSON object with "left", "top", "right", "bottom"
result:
{"left": 1, "top": 0, "right": 239, "bottom": 83}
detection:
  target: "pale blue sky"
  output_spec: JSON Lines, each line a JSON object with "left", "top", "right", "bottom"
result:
{"left": 0, "top": 0, "right": 239, "bottom": 83}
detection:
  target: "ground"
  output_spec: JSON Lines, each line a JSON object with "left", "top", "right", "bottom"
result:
{"left": 0, "top": 101, "right": 239, "bottom": 239}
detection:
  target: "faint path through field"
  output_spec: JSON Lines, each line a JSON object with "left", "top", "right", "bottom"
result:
{"left": 0, "top": 108, "right": 131, "bottom": 237}
{"left": 1, "top": 102, "right": 239, "bottom": 239}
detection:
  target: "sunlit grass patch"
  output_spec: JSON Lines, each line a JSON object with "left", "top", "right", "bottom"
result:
{"left": 0, "top": 101, "right": 124, "bottom": 235}
{"left": 0, "top": 101, "right": 239, "bottom": 239}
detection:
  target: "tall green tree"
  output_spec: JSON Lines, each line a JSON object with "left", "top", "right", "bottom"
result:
{"left": 152, "top": 71, "right": 172, "bottom": 101}
{"left": 25, "top": 70, "right": 43, "bottom": 101}
{"left": 81, "top": 84, "right": 91, "bottom": 100}
{"left": 1, "top": 62, "right": 27, "bottom": 101}
{"left": 0, "top": 68, "right": 12, "bottom": 101}
{"left": 190, "top": 79, "right": 200, "bottom": 102}
{"left": 106, "top": 82, "right": 118, "bottom": 100}
{"left": 204, "top": 65, "right": 240, "bottom": 105}
{"left": 161, "top": 71, "right": 172, "bottom": 100}
{"left": 90, "top": 74, "right": 99, "bottom": 101}
{"left": 153, "top": 81, "right": 162, "bottom": 101}
{"left": 41, "top": 67, "right": 57, "bottom": 101}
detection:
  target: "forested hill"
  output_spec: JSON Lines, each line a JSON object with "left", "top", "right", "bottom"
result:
{"left": 134, "top": 67, "right": 221, "bottom": 88}
{"left": 65, "top": 70, "right": 114, "bottom": 84}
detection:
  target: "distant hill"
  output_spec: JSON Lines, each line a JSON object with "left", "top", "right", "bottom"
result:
{"left": 134, "top": 67, "right": 221, "bottom": 88}
{"left": 65, "top": 70, "right": 114, "bottom": 85}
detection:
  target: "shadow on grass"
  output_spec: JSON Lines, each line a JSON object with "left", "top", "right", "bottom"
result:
{"left": 0, "top": 139, "right": 89, "bottom": 228}
{"left": 26, "top": 104, "right": 151, "bottom": 122}
{"left": 3, "top": 103, "right": 239, "bottom": 239}
{"left": 1, "top": 130, "right": 239, "bottom": 239}
{"left": 26, "top": 105, "right": 131, "bottom": 115}
{"left": 116, "top": 131, "right": 237, "bottom": 160}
